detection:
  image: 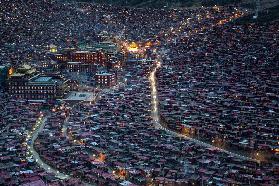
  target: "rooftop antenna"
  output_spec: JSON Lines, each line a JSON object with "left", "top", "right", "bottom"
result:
{"left": 253, "top": 0, "right": 260, "bottom": 19}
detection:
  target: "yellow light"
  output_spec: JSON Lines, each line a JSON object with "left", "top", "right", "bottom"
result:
{"left": 8, "top": 68, "right": 14, "bottom": 75}
{"left": 145, "top": 41, "right": 152, "bottom": 48}
{"left": 49, "top": 45, "right": 57, "bottom": 53}
{"left": 50, "top": 48, "right": 57, "bottom": 53}
{"left": 128, "top": 42, "right": 139, "bottom": 52}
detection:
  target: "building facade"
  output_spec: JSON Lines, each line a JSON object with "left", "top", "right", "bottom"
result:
{"left": 49, "top": 42, "right": 124, "bottom": 69}
{"left": 52, "top": 49, "right": 107, "bottom": 66}
{"left": 8, "top": 72, "right": 69, "bottom": 100}
{"left": 95, "top": 72, "right": 116, "bottom": 87}
{"left": 66, "top": 62, "right": 97, "bottom": 73}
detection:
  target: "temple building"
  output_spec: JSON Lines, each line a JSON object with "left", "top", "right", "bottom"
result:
{"left": 8, "top": 65, "right": 69, "bottom": 100}
{"left": 49, "top": 42, "right": 124, "bottom": 69}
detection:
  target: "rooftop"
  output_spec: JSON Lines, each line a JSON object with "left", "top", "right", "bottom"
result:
{"left": 64, "top": 91, "right": 95, "bottom": 102}
{"left": 10, "top": 73, "right": 25, "bottom": 77}
{"left": 29, "top": 75, "right": 66, "bottom": 85}
{"left": 67, "top": 61, "right": 82, "bottom": 64}
{"left": 34, "top": 77, "right": 53, "bottom": 82}
{"left": 96, "top": 72, "right": 113, "bottom": 76}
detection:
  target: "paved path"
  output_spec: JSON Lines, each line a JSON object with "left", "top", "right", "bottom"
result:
{"left": 28, "top": 114, "right": 96, "bottom": 185}
{"left": 27, "top": 115, "right": 70, "bottom": 179}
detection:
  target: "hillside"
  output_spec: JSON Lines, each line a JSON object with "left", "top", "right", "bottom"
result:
{"left": 73, "top": 0, "right": 242, "bottom": 8}
{"left": 235, "top": 4, "right": 279, "bottom": 23}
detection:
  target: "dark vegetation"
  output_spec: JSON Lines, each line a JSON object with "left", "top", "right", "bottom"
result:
{"left": 235, "top": 5, "right": 279, "bottom": 24}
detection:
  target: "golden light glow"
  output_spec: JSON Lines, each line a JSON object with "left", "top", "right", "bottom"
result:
{"left": 145, "top": 41, "right": 152, "bottom": 48}
{"left": 49, "top": 45, "right": 57, "bottom": 53}
{"left": 96, "top": 152, "right": 106, "bottom": 162}
{"left": 50, "top": 48, "right": 57, "bottom": 53}
{"left": 114, "top": 168, "right": 128, "bottom": 179}
{"left": 128, "top": 42, "right": 139, "bottom": 52}
{"left": 217, "top": 12, "right": 243, "bottom": 25}
{"left": 8, "top": 67, "right": 14, "bottom": 75}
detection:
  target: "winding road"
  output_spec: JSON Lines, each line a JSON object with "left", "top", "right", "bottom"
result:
{"left": 149, "top": 55, "right": 258, "bottom": 162}
{"left": 27, "top": 115, "right": 70, "bottom": 179}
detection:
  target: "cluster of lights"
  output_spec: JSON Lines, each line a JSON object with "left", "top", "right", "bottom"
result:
{"left": 24, "top": 111, "right": 70, "bottom": 179}
{"left": 148, "top": 39, "right": 257, "bottom": 163}
{"left": 149, "top": 61, "right": 161, "bottom": 122}
{"left": 25, "top": 113, "right": 44, "bottom": 159}
{"left": 217, "top": 11, "right": 244, "bottom": 25}
{"left": 112, "top": 168, "right": 128, "bottom": 180}
{"left": 127, "top": 42, "right": 139, "bottom": 52}
{"left": 125, "top": 41, "right": 154, "bottom": 54}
